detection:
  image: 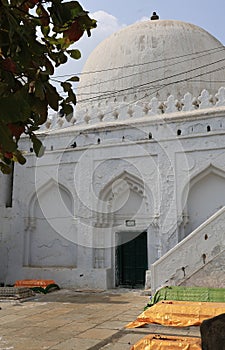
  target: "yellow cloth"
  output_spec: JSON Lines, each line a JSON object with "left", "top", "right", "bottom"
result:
{"left": 126, "top": 300, "right": 225, "bottom": 328}
{"left": 131, "top": 334, "right": 201, "bottom": 350}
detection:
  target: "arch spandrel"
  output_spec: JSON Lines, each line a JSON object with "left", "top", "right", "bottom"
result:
{"left": 96, "top": 171, "right": 154, "bottom": 227}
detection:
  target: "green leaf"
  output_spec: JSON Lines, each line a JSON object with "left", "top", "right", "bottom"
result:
{"left": 49, "top": 1, "right": 84, "bottom": 26}
{"left": 63, "top": 1, "right": 84, "bottom": 18}
{"left": 45, "top": 83, "right": 60, "bottom": 111}
{"left": 61, "top": 81, "right": 72, "bottom": 92}
{"left": 0, "top": 0, "right": 96, "bottom": 172}
{"left": 34, "top": 81, "right": 45, "bottom": 101}
{"left": 58, "top": 52, "right": 68, "bottom": 65}
{"left": 0, "top": 82, "right": 9, "bottom": 97}
{"left": 0, "top": 89, "right": 31, "bottom": 123}
{"left": 66, "top": 76, "right": 80, "bottom": 82}
{"left": 48, "top": 51, "right": 59, "bottom": 65}
{"left": 41, "top": 25, "right": 50, "bottom": 37}
{"left": 65, "top": 89, "right": 76, "bottom": 105}
{"left": 63, "top": 104, "right": 73, "bottom": 116}
{"left": 1, "top": 70, "right": 16, "bottom": 90}
{"left": 29, "top": 95, "right": 48, "bottom": 125}
{"left": 31, "top": 135, "right": 45, "bottom": 157}
{"left": 0, "top": 162, "right": 11, "bottom": 174}
{"left": 36, "top": 4, "right": 50, "bottom": 27}
{"left": 14, "top": 151, "right": 26, "bottom": 165}
{"left": 79, "top": 16, "right": 97, "bottom": 32}
{"left": 0, "top": 125, "right": 17, "bottom": 153}
{"left": 27, "top": 126, "right": 40, "bottom": 132}
{"left": 67, "top": 49, "right": 81, "bottom": 60}
{"left": 44, "top": 57, "right": 54, "bottom": 75}
{"left": 57, "top": 37, "right": 71, "bottom": 50}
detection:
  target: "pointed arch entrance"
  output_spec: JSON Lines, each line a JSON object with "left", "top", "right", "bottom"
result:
{"left": 96, "top": 171, "right": 154, "bottom": 288}
{"left": 183, "top": 165, "right": 225, "bottom": 238}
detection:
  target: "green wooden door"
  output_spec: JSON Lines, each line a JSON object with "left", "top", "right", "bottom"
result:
{"left": 116, "top": 231, "right": 147, "bottom": 288}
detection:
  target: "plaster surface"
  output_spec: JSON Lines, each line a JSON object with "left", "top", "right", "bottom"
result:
{"left": 1, "top": 18, "right": 225, "bottom": 290}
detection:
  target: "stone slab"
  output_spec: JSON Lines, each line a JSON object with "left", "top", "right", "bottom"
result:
{"left": 0, "top": 287, "right": 35, "bottom": 300}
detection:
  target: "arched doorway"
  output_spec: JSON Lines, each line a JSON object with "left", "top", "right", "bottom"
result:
{"left": 96, "top": 171, "right": 153, "bottom": 288}
{"left": 116, "top": 231, "right": 147, "bottom": 287}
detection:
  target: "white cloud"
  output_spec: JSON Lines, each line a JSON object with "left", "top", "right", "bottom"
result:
{"left": 138, "top": 16, "right": 149, "bottom": 22}
{"left": 77, "top": 11, "right": 125, "bottom": 68}
{"left": 54, "top": 11, "right": 125, "bottom": 78}
{"left": 91, "top": 10, "right": 126, "bottom": 37}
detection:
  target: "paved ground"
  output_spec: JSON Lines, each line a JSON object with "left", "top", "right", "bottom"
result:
{"left": 0, "top": 288, "right": 200, "bottom": 350}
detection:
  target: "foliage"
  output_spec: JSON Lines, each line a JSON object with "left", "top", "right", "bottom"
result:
{"left": 0, "top": 0, "right": 96, "bottom": 173}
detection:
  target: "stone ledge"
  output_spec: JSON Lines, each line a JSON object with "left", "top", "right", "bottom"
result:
{"left": 0, "top": 287, "right": 35, "bottom": 300}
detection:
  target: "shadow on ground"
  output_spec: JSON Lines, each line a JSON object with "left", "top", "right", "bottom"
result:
{"left": 31, "top": 288, "right": 144, "bottom": 304}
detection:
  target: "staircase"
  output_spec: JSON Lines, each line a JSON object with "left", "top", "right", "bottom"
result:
{"left": 151, "top": 207, "right": 225, "bottom": 293}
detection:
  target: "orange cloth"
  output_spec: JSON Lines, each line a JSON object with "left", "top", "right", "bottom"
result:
{"left": 14, "top": 279, "right": 55, "bottom": 288}
{"left": 131, "top": 334, "right": 201, "bottom": 350}
{"left": 126, "top": 300, "right": 225, "bottom": 328}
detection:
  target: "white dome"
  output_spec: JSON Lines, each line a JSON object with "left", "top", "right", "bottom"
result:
{"left": 76, "top": 19, "right": 225, "bottom": 123}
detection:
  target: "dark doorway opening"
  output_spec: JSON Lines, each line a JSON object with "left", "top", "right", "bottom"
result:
{"left": 116, "top": 231, "right": 148, "bottom": 288}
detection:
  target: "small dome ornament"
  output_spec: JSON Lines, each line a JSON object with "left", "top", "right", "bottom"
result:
{"left": 151, "top": 12, "right": 159, "bottom": 20}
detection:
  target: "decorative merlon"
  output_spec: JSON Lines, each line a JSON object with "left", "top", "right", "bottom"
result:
{"left": 40, "top": 86, "right": 225, "bottom": 131}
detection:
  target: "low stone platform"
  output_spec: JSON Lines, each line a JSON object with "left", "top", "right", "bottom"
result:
{"left": 0, "top": 287, "right": 35, "bottom": 300}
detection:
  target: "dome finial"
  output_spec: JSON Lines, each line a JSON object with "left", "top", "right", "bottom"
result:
{"left": 151, "top": 12, "right": 159, "bottom": 20}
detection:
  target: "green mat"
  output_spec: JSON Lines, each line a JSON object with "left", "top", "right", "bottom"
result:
{"left": 146, "top": 286, "right": 225, "bottom": 309}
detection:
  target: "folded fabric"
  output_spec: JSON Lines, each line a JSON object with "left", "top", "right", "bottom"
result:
{"left": 130, "top": 334, "right": 201, "bottom": 350}
{"left": 126, "top": 300, "right": 225, "bottom": 328}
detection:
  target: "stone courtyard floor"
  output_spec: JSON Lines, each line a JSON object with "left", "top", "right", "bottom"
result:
{"left": 0, "top": 288, "right": 200, "bottom": 350}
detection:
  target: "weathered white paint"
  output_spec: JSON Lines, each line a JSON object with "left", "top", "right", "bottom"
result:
{"left": 40, "top": 87, "right": 225, "bottom": 131}
{"left": 181, "top": 250, "right": 225, "bottom": 288}
{"left": 0, "top": 104, "right": 225, "bottom": 288}
{"left": 184, "top": 168, "right": 225, "bottom": 236}
{"left": 76, "top": 20, "right": 225, "bottom": 124}
{"left": 1, "top": 18, "right": 225, "bottom": 289}
{"left": 151, "top": 207, "right": 225, "bottom": 293}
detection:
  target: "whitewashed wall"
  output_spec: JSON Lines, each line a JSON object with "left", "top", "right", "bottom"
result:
{"left": 1, "top": 99, "right": 225, "bottom": 288}
{"left": 151, "top": 207, "right": 225, "bottom": 292}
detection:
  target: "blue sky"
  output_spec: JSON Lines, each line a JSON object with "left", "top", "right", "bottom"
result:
{"left": 80, "top": 0, "right": 225, "bottom": 45}
{"left": 54, "top": 0, "right": 225, "bottom": 89}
